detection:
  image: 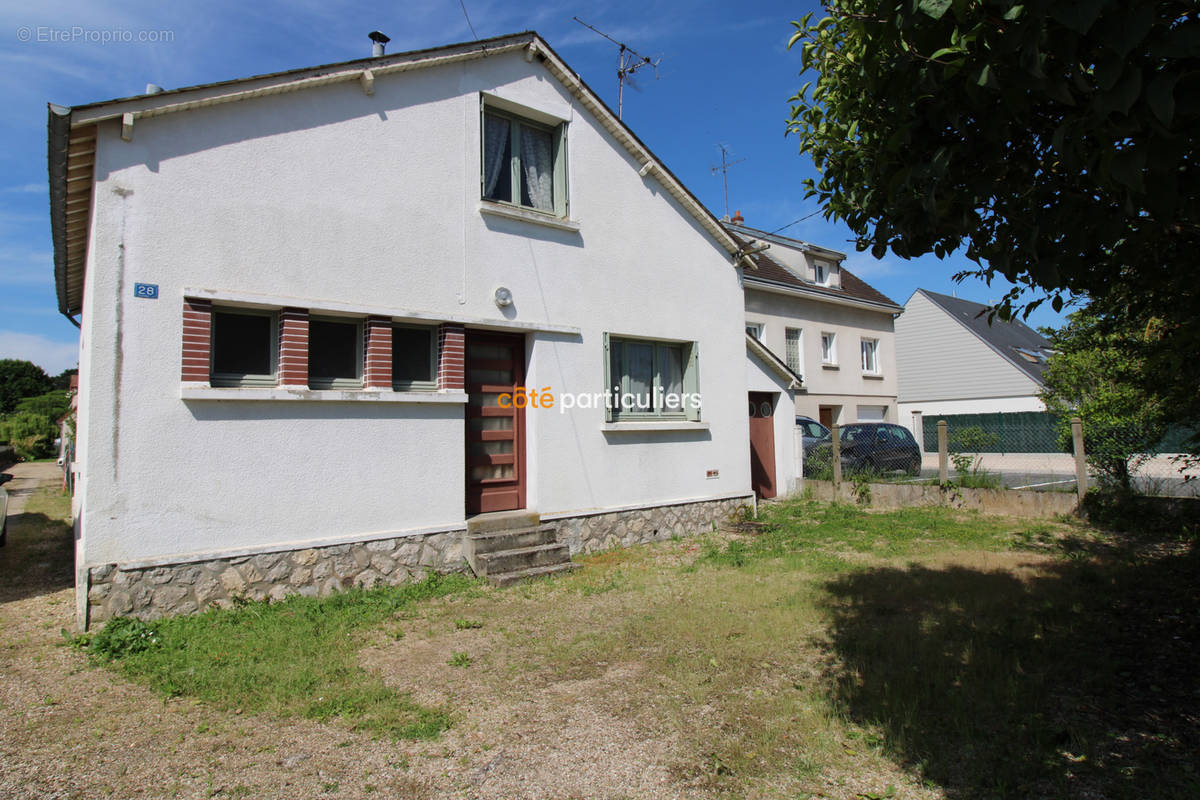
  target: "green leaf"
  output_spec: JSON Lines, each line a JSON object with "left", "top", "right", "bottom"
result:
{"left": 1110, "top": 148, "right": 1147, "bottom": 193}
{"left": 977, "top": 63, "right": 997, "bottom": 88}
{"left": 1095, "top": 67, "right": 1142, "bottom": 117}
{"left": 1145, "top": 73, "right": 1179, "bottom": 126}
{"left": 929, "top": 46, "right": 962, "bottom": 61}
{"left": 918, "top": 0, "right": 953, "bottom": 21}
{"left": 1003, "top": 6, "right": 1024, "bottom": 21}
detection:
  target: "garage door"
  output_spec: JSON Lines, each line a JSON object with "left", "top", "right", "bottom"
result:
{"left": 857, "top": 405, "right": 887, "bottom": 422}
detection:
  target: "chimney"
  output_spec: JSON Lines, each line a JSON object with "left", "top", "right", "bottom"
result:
{"left": 145, "top": 83, "right": 163, "bottom": 95}
{"left": 731, "top": 209, "right": 744, "bottom": 226}
{"left": 368, "top": 30, "right": 390, "bottom": 57}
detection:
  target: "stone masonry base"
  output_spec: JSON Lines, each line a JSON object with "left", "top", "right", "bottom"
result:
{"left": 84, "top": 496, "right": 751, "bottom": 627}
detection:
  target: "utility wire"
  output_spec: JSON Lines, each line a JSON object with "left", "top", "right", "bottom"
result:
{"left": 459, "top": 0, "right": 479, "bottom": 40}
{"left": 762, "top": 208, "right": 824, "bottom": 238}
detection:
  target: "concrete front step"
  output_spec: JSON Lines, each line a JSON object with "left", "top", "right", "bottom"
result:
{"left": 468, "top": 525, "right": 557, "bottom": 555}
{"left": 488, "top": 561, "right": 580, "bottom": 587}
{"left": 466, "top": 510, "right": 541, "bottom": 535}
{"left": 477, "top": 542, "right": 570, "bottom": 576}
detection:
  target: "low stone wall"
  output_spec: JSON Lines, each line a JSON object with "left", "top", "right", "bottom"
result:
{"left": 84, "top": 495, "right": 752, "bottom": 626}
{"left": 805, "top": 480, "right": 1079, "bottom": 517}
{"left": 86, "top": 531, "right": 465, "bottom": 627}
{"left": 555, "top": 496, "right": 752, "bottom": 555}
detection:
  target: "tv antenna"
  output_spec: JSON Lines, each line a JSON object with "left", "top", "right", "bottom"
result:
{"left": 572, "top": 17, "right": 661, "bottom": 119}
{"left": 710, "top": 144, "right": 745, "bottom": 220}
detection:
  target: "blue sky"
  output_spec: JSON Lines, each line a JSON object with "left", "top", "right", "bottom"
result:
{"left": 0, "top": 0, "right": 1066, "bottom": 375}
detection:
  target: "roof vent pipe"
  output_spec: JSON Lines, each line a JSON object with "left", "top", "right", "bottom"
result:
{"left": 368, "top": 31, "right": 390, "bottom": 57}
{"left": 145, "top": 83, "right": 163, "bottom": 95}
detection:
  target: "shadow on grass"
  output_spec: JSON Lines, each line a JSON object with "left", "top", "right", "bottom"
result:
{"left": 0, "top": 511, "right": 74, "bottom": 603}
{"left": 817, "top": 539, "right": 1199, "bottom": 798}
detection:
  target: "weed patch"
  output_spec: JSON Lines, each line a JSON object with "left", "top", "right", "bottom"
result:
{"left": 80, "top": 573, "right": 474, "bottom": 738}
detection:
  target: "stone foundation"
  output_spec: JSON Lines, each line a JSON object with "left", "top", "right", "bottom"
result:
{"left": 555, "top": 496, "right": 751, "bottom": 555}
{"left": 85, "top": 530, "right": 465, "bottom": 627}
{"left": 84, "top": 496, "right": 752, "bottom": 626}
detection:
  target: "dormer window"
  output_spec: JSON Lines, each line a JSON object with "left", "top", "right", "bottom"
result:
{"left": 814, "top": 260, "right": 831, "bottom": 286}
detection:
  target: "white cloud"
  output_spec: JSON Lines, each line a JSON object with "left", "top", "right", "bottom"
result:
{"left": 0, "top": 330, "right": 79, "bottom": 374}
{"left": 3, "top": 183, "right": 45, "bottom": 194}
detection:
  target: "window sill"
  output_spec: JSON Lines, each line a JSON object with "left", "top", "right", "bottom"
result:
{"left": 862, "top": 373, "right": 885, "bottom": 380}
{"left": 602, "top": 421, "right": 710, "bottom": 432}
{"left": 181, "top": 385, "right": 468, "bottom": 404}
{"left": 821, "top": 363, "right": 839, "bottom": 370}
{"left": 479, "top": 201, "right": 580, "bottom": 232}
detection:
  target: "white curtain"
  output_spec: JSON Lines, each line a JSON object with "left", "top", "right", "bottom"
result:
{"left": 482, "top": 114, "right": 509, "bottom": 198}
{"left": 520, "top": 124, "right": 554, "bottom": 211}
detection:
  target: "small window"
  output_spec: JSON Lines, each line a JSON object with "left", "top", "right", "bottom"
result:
{"left": 392, "top": 325, "right": 436, "bottom": 390}
{"left": 309, "top": 317, "right": 362, "bottom": 389}
{"left": 821, "top": 332, "right": 837, "bottom": 365}
{"left": 785, "top": 328, "right": 802, "bottom": 374}
{"left": 605, "top": 335, "right": 700, "bottom": 421}
{"left": 861, "top": 338, "right": 880, "bottom": 374}
{"left": 746, "top": 323, "right": 764, "bottom": 341}
{"left": 211, "top": 308, "right": 277, "bottom": 387}
{"left": 814, "top": 261, "right": 830, "bottom": 285}
{"left": 482, "top": 107, "right": 568, "bottom": 216}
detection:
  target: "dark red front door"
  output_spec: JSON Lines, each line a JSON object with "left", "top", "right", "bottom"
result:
{"left": 749, "top": 392, "right": 777, "bottom": 499}
{"left": 465, "top": 332, "right": 526, "bottom": 514}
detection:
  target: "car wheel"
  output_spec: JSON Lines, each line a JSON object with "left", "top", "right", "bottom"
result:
{"left": 905, "top": 457, "right": 921, "bottom": 477}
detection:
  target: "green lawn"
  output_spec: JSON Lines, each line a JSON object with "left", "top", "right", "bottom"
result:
{"left": 78, "top": 497, "right": 1199, "bottom": 798}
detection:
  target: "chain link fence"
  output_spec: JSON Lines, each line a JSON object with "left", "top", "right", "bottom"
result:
{"left": 920, "top": 413, "right": 1198, "bottom": 497}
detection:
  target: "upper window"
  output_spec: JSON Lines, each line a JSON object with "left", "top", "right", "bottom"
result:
{"left": 861, "top": 338, "right": 880, "bottom": 374}
{"left": 821, "top": 332, "right": 837, "bottom": 365}
{"left": 309, "top": 317, "right": 362, "bottom": 389}
{"left": 482, "top": 108, "right": 567, "bottom": 216}
{"left": 814, "top": 261, "right": 830, "bottom": 285}
{"left": 392, "top": 325, "right": 436, "bottom": 390}
{"left": 784, "top": 328, "right": 802, "bottom": 374}
{"left": 606, "top": 335, "right": 700, "bottom": 421}
{"left": 745, "top": 322, "right": 764, "bottom": 341}
{"left": 211, "top": 308, "right": 277, "bottom": 387}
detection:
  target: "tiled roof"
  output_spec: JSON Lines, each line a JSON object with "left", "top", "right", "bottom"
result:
{"left": 729, "top": 228, "right": 901, "bottom": 311}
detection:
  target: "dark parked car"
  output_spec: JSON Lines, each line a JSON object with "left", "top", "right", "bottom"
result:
{"left": 804, "top": 422, "right": 921, "bottom": 477}
{"left": 795, "top": 416, "right": 830, "bottom": 457}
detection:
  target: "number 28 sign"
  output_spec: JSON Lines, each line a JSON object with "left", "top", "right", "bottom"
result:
{"left": 133, "top": 283, "right": 159, "bottom": 299}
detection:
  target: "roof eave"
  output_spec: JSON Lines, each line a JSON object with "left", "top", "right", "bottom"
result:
{"left": 744, "top": 274, "right": 904, "bottom": 314}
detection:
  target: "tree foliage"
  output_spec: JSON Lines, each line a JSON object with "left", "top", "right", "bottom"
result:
{"left": 786, "top": 1, "right": 1199, "bottom": 321}
{"left": 0, "top": 359, "right": 53, "bottom": 416}
{"left": 1039, "top": 305, "right": 1167, "bottom": 490}
{"left": 0, "top": 390, "right": 71, "bottom": 461}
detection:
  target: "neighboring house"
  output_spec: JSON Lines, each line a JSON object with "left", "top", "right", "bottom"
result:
{"left": 49, "top": 32, "right": 796, "bottom": 627}
{"left": 895, "top": 289, "right": 1055, "bottom": 439}
{"left": 727, "top": 216, "right": 904, "bottom": 428}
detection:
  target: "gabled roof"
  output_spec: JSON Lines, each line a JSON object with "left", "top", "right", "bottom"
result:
{"left": 726, "top": 225, "right": 902, "bottom": 313}
{"left": 48, "top": 32, "right": 746, "bottom": 319}
{"left": 746, "top": 333, "right": 802, "bottom": 389}
{"left": 914, "top": 289, "right": 1054, "bottom": 384}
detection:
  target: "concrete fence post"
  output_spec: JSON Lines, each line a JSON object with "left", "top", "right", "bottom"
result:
{"left": 937, "top": 420, "right": 949, "bottom": 483}
{"left": 831, "top": 424, "right": 842, "bottom": 490}
{"left": 1071, "top": 416, "right": 1087, "bottom": 502}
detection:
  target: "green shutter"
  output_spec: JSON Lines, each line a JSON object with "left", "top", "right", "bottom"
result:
{"left": 684, "top": 342, "right": 701, "bottom": 421}
{"left": 554, "top": 122, "right": 569, "bottom": 217}
{"left": 602, "top": 332, "right": 614, "bottom": 422}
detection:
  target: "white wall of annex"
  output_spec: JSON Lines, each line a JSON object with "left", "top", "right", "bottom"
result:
{"left": 75, "top": 50, "right": 749, "bottom": 567}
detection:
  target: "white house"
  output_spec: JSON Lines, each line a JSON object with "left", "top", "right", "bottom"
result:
{"left": 728, "top": 218, "right": 903, "bottom": 428}
{"left": 49, "top": 33, "right": 796, "bottom": 627}
{"left": 895, "top": 289, "right": 1055, "bottom": 440}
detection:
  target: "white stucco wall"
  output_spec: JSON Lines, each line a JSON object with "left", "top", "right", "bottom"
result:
{"left": 75, "top": 50, "right": 750, "bottom": 569}
{"left": 746, "top": 348, "right": 798, "bottom": 495}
